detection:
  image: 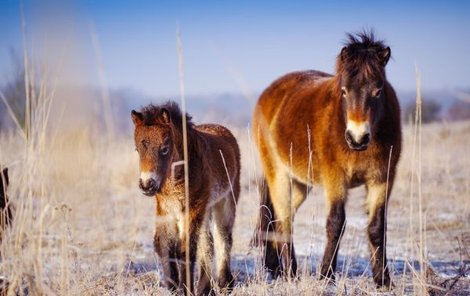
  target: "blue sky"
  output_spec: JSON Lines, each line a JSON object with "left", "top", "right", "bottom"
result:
{"left": 1, "top": 0, "right": 469, "bottom": 98}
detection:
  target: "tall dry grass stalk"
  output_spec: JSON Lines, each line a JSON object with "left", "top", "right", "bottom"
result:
{"left": 407, "top": 67, "right": 428, "bottom": 294}
{"left": 176, "top": 25, "right": 192, "bottom": 293}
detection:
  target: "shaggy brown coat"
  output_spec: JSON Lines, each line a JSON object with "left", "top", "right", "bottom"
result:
{"left": 252, "top": 32, "right": 401, "bottom": 288}
{"left": 132, "top": 102, "right": 240, "bottom": 295}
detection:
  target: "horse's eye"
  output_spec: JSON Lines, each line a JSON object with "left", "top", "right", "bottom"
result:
{"left": 373, "top": 88, "right": 383, "bottom": 98}
{"left": 160, "top": 146, "right": 169, "bottom": 156}
{"left": 341, "top": 87, "right": 347, "bottom": 97}
{"left": 142, "top": 140, "right": 149, "bottom": 148}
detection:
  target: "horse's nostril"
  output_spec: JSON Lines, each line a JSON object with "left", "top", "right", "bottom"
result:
{"left": 345, "top": 130, "right": 353, "bottom": 143}
{"left": 148, "top": 179, "right": 156, "bottom": 189}
{"left": 362, "top": 133, "right": 370, "bottom": 145}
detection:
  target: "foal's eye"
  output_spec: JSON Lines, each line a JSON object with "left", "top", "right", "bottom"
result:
{"left": 373, "top": 88, "right": 383, "bottom": 98}
{"left": 341, "top": 87, "right": 348, "bottom": 97}
{"left": 160, "top": 146, "right": 170, "bottom": 156}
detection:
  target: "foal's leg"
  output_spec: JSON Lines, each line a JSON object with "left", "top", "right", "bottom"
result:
{"left": 196, "top": 218, "right": 214, "bottom": 296}
{"left": 178, "top": 234, "right": 197, "bottom": 295}
{"left": 154, "top": 225, "right": 179, "bottom": 290}
{"left": 366, "top": 182, "right": 392, "bottom": 288}
{"left": 319, "top": 182, "right": 346, "bottom": 282}
{"left": 267, "top": 173, "right": 307, "bottom": 278}
{"left": 212, "top": 194, "right": 236, "bottom": 290}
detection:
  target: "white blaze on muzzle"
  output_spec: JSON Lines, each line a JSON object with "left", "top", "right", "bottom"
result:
{"left": 346, "top": 120, "right": 370, "bottom": 143}
{"left": 140, "top": 171, "right": 159, "bottom": 186}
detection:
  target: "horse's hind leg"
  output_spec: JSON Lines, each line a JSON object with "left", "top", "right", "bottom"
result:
{"left": 266, "top": 173, "right": 307, "bottom": 278}
{"left": 212, "top": 194, "right": 237, "bottom": 290}
{"left": 196, "top": 218, "right": 214, "bottom": 296}
{"left": 366, "top": 182, "right": 392, "bottom": 288}
{"left": 319, "top": 180, "right": 346, "bottom": 282}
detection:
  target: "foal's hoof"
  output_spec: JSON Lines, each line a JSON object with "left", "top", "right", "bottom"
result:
{"left": 218, "top": 273, "right": 235, "bottom": 292}
{"left": 318, "top": 273, "right": 337, "bottom": 286}
{"left": 375, "top": 278, "right": 394, "bottom": 291}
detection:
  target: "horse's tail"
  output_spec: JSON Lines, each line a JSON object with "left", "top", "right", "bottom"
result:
{"left": 250, "top": 177, "right": 274, "bottom": 247}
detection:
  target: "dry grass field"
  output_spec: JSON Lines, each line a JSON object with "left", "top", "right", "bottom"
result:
{"left": 0, "top": 93, "right": 469, "bottom": 295}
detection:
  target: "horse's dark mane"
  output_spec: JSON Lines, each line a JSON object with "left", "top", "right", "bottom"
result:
{"left": 141, "top": 101, "right": 193, "bottom": 129}
{"left": 337, "top": 31, "right": 389, "bottom": 79}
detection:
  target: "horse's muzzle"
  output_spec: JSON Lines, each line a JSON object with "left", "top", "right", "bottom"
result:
{"left": 345, "top": 130, "right": 370, "bottom": 151}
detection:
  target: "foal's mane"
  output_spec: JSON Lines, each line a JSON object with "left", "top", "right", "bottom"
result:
{"left": 336, "top": 31, "right": 389, "bottom": 80}
{"left": 141, "top": 101, "right": 194, "bottom": 129}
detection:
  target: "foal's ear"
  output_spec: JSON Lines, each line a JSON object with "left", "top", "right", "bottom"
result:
{"left": 1, "top": 167, "right": 8, "bottom": 187}
{"left": 161, "top": 108, "right": 170, "bottom": 124}
{"left": 131, "top": 110, "right": 144, "bottom": 126}
{"left": 380, "top": 46, "right": 391, "bottom": 66}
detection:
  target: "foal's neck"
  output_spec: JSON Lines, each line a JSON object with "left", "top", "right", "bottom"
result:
{"left": 173, "top": 125, "right": 200, "bottom": 163}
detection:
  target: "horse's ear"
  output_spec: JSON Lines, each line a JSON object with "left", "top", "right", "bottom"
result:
{"left": 1, "top": 167, "right": 8, "bottom": 187}
{"left": 131, "top": 110, "right": 144, "bottom": 126}
{"left": 340, "top": 46, "right": 348, "bottom": 62}
{"left": 161, "top": 108, "right": 170, "bottom": 124}
{"left": 380, "top": 46, "right": 391, "bottom": 66}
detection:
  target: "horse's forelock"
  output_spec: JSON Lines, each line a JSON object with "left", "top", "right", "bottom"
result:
{"left": 337, "top": 31, "right": 388, "bottom": 80}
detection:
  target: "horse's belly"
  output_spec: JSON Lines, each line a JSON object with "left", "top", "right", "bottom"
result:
{"left": 208, "top": 184, "right": 232, "bottom": 207}
{"left": 290, "top": 165, "right": 321, "bottom": 185}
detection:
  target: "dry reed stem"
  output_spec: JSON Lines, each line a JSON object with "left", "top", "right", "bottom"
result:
{"left": 176, "top": 25, "right": 192, "bottom": 294}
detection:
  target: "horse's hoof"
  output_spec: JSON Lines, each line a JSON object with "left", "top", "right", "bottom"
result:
{"left": 375, "top": 278, "right": 394, "bottom": 291}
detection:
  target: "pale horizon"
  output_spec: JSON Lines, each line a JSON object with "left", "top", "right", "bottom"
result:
{"left": 1, "top": 1, "right": 469, "bottom": 101}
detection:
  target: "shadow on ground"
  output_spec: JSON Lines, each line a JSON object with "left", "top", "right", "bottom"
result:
{"left": 124, "top": 254, "right": 469, "bottom": 282}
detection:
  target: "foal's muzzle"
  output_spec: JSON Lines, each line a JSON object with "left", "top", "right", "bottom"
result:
{"left": 139, "top": 178, "right": 159, "bottom": 196}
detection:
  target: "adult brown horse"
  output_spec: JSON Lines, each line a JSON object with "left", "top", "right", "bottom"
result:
{"left": 252, "top": 32, "right": 401, "bottom": 288}
{"left": 132, "top": 102, "right": 240, "bottom": 295}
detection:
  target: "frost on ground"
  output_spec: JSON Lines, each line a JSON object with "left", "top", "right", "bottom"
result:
{"left": 0, "top": 122, "right": 469, "bottom": 295}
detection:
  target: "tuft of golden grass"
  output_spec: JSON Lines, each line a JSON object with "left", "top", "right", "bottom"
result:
{"left": 1, "top": 112, "right": 469, "bottom": 295}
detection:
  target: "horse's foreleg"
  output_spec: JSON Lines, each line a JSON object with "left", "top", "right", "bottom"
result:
{"left": 320, "top": 184, "right": 346, "bottom": 282}
{"left": 366, "top": 182, "right": 392, "bottom": 288}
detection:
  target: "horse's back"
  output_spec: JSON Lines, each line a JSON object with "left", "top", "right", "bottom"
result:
{"left": 254, "top": 70, "right": 332, "bottom": 127}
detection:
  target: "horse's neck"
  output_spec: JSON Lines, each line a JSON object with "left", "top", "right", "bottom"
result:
{"left": 328, "top": 79, "right": 347, "bottom": 132}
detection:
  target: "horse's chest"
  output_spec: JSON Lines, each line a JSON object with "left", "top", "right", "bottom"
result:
{"left": 345, "top": 156, "right": 381, "bottom": 187}
{"left": 157, "top": 197, "right": 185, "bottom": 240}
